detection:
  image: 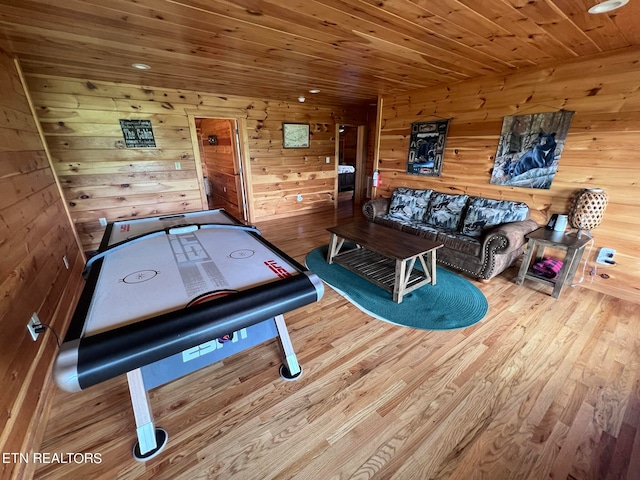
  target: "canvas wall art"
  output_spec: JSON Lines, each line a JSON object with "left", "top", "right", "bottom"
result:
{"left": 407, "top": 119, "right": 450, "bottom": 177}
{"left": 489, "top": 110, "right": 574, "bottom": 189}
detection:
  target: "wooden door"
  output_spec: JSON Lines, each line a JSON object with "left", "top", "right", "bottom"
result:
{"left": 197, "top": 118, "right": 246, "bottom": 220}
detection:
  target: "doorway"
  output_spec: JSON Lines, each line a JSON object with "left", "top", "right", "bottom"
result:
{"left": 194, "top": 117, "right": 248, "bottom": 221}
{"left": 337, "top": 124, "right": 367, "bottom": 205}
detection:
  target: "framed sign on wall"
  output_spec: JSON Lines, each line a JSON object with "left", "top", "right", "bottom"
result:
{"left": 119, "top": 119, "right": 156, "bottom": 148}
{"left": 406, "top": 119, "right": 450, "bottom": 177}
{"left": 282, "top": 123, "right": 310, "bottom": 148}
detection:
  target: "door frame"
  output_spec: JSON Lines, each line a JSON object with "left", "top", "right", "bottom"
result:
{"left": 187, "top": 111, "right": 254, "bottom": 223}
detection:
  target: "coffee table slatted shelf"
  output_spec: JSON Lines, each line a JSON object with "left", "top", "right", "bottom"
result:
{"left": 333, "top": 248, "right": 426, "bottom": 293}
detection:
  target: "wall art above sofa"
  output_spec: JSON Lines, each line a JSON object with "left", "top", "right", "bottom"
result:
{"left": 406, "top": 119, "right": 450, "bottom": 177}
{"left": 490, "top": 110, "right": 574, "bottom": 189}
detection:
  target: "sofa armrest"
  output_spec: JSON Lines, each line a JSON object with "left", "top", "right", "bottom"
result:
{"left": 478, "top": 219, "right": 539, "bottom": 279}
{"left": 362, "top": 198, "right": 391, "bottom": 221}
{"left": 482, "top": 219, "right": 539, "bottom": 252}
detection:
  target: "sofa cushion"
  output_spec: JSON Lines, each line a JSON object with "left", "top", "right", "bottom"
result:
{"left": 461, "top": 197, "right": 529, "bottom": 237}
{"left": 436, "top": 230, "right": 481, "bottom": 256}
{"left": 388, "top": 188, "right": 433, "bottom": 222}
{"left": 375, "top": 214, "right": 412, "bottom": 231}
{"left": 425, "top": 192, "right": 469, "bottom": 230}
{"left": 400, "top": 221, "right": 441, "bottom": 242}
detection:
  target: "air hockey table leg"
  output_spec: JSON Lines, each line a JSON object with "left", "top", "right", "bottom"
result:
{"left": 127, "top": 368, "right": 168, "bottom": 461}
{"left": 274, "top": 314, "right": 302, "bottom": 381}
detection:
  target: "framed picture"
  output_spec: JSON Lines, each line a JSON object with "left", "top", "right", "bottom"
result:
{"left": 282, "top": 123, "right": 310, "bottom": 148}
{"left": 489, "top": 110, "right": 574, "bottom": 189}
{"left": 407, "top": 120, "right": 450, "bottom": 176}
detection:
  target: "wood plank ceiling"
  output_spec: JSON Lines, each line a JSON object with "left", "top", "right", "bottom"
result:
{"left": 0, "top": 0, "right": 638, "bottom": 107}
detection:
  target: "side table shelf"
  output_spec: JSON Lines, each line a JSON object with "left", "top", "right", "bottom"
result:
{"left": 521, "top": 269, "right": 560, "bottom": 291}
{"left": 516, "top": 227, "right": 591, "bottom": 299}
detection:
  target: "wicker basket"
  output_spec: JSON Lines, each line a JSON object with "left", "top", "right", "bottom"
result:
{"left": 568, "top": 188, "right": 608, "bottom": 231}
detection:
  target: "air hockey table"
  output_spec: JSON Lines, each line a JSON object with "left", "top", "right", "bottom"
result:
{"left": 53, "top": 209, "right": 324, "bottom": 461}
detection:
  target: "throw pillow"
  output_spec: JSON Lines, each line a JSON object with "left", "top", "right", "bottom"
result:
{"left": 461, "top": 197, "right": 529, "bottom": 237}
{"left": 425, "top": 192, "right": 469, "bottom": 230}
{"left": 388, "top": 188, "right": 433, "bottom": 222}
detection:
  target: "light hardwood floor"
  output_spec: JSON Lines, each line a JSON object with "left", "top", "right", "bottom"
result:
{"left": 34, "top": 204, "right": 640, "bottom": 479}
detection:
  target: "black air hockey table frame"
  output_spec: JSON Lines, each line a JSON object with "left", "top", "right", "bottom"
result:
{"left": 53, "top": 210, "right": 324, "bottom": 461}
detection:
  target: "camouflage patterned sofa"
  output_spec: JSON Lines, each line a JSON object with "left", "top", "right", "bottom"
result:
{"left": 362, "top": 188, "right": 538, "bottom": 281}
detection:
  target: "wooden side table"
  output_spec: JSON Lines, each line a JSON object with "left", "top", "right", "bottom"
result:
{"left": 516, "top": 227, "right": 591, "bottom": 299}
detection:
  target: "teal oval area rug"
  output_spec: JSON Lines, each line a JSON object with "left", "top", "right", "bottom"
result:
{"left": 305, "top": 245, "right": 488, "bottom": 331}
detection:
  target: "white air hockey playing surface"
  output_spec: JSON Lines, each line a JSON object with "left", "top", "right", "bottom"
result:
{"left": 84, "top": 210, "right": 300, "bottom": 335}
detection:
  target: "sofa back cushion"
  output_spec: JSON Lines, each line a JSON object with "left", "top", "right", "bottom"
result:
{"left": 424, "top": 192, "right": 469, "bottom": 230}
{"left": 388, "top": 188, "right": 433, "bottom": 222}
{"left": 461, "top": 197, "right": 529, "bottom": 237}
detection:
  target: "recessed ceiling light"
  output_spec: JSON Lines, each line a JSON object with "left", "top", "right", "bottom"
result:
{"left": 588, "top": 0, "right": 628, "bottom": 14}
{"left": 132, "top": 63, "right": 151, "bottom": 70}
{"left": 309, "top": 89, "right": 321, "bottom": 94}
{"left": 298, "top": 96, "right": 306, "bottom": 103}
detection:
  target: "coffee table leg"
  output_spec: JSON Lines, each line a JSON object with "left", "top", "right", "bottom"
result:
{"left": 393, "top": 259, "right": 406, "bottom": 303}
{"left": 417, "top": 251, "right": 436, "bottom": 285}
{"left": 327, "top": 234, "right": 343, "bottom": 264}
{"left": 429, "top": 250, "right": 436, "bottom": 285}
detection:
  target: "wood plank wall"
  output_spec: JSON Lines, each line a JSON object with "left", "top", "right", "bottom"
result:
{"left": 377, "top": 46, "right": 640, "bottom": 302}
{"left": 25, "top": 75, "right": 367, "bottom": 251}
{"left": 0, "top": 48, "right": 85, "bottom": 480}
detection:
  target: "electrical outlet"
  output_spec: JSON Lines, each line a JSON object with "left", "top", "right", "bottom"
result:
{"left": 27, "top": 313, "right": 42, "bottom": 341}
{"left": 175, "top": 161, "right": 182, "bottom": 170}
{"left": 325, "top": 157, "right": 330, "bottom": 163}
{"left": 99, "top": 217, "right": 108, "bottom": 227}
{"left": 596, "top": 248, "right": 616, "bottom": 265}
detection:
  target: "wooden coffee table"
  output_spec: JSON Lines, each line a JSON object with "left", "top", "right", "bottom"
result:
{"left": 326, "top": 221, "right": 443, "bottom": 303}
